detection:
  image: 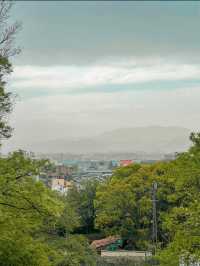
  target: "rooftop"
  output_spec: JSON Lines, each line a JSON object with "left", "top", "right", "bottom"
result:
{"left": 91, "top": 236, "right": 121, "bottom": 249}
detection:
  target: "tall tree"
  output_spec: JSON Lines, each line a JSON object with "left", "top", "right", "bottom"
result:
{"left": 0, "top": 2, "right": 96, "bottom": 265}
{"left": 158, "top": 133, "right": 200, "bottom": 265}
{"left": 67, "top": 179, "right": 100, "bottom": 234}
{"left": 0, "top": 1, "right": 21, "bottom": 141}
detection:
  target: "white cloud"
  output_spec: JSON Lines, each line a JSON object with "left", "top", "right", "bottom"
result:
{"left": 9, "top": 57, "right": 200, "bottom": 91}
{"left": 3, "top": 57, "right": 200, "bottom": 153}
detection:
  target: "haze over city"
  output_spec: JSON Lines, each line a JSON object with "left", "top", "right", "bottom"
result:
{"left": 3, "top": 1, "right": 200, "bottom": 153}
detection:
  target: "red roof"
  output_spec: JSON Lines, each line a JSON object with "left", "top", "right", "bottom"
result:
{"left": 91, "top": 236, "right": 121, "bottom": 249}
{"left": 120, "top": 160, "right": 133, "bottom": 166}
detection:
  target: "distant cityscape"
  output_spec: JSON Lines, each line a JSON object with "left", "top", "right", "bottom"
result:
{"left": 32, "top": 152, "right": 176, "bottom": 194}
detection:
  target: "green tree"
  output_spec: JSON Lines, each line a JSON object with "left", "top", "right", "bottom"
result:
{"left": 0, "top": 52, "right": 13, "bottom": 139}
{"left": 0, "top": 151, "right": 64, "bottom": 265}
{"left": 94, "top": 160, "right": 191, "bottom": 251}
{"left": 0, "top": 3, "right": 97, "bottom": 264}
{"left": 94, "top": 164, "right": 154, "bottom": 249}
{"left": 0, "top": 1, "right": 21, "bottom": 140}
{"left": 67, "top": 179, "right": 100, "bottom": 234}
{"left": 158, "top": 133, "right": 200, "bottom": 265}
{"left": 51, "top": 235, "right": 96, "bottom": 266}
{"left": 0, "top": 151, "right": 96, "bottom": 266}
{"left": 0, "top": 3, "right": 59, "bottom": 264}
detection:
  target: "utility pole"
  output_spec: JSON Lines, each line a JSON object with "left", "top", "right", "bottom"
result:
{"left": 152, "top": 181, "right": 158, "bottom": 254}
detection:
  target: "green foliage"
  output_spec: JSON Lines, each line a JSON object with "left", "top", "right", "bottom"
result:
{"left": 67, "top": 179, "right": 100, "bottom": 234}
{"left": 95, "top": 132, "right": 200, "bottom": 264}
{"left": 0, "top": 235, "right": 51, "bottom": 266}
{"left": 55, "top": 195, "right": 80, "bottom": 237}
{"left": 2, "top": 133, "right": 198, "bottom": 265}
{"left": 0, "top": 56, "right": 13, "bottom": 139}
{"left": 0, "top": 151, "right": 96, "bottom": 265}
{"left": 0, "top": 151, "right": 63, "bottom": 265}
{"left": 51, "top": 235, "right": 96, "bottom": 266}
{"left": 0, "top": 2, "right": 97, "bottom": 265}
{"left": 157, "top": 133, "right": 200, "bottom": 264}
{"left": 190, "top": 132, "right": 200, "bottom": 148}
{"left": 95, "top": 163, "right": 163, "bottom": 249}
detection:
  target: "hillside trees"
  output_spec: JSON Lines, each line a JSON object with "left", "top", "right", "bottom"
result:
{"left": 94, "top": 133, "right": 200, "bottom": 265}
{"left": 0, "top": 151, "right": 63, "bottom": 265}
{"left": 0, "top": 2, "right": 96, "bottom": 265}
{"left": 158, "top": 133, "right": 200, "bottom": 265}
{"left": 66, "top": 179, "right": 100, "bottom": 234}
{"left": 94, "top": 163, "right": 172, "bottom": 250}
{"left": 0, "top": 151, "right": 96, "bottom": 266}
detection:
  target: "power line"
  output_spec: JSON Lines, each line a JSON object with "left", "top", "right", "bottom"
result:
{"left": 152, "top": 181, "right": 158, "bottom": 254}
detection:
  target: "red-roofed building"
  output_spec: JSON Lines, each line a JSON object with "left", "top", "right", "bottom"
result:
{"left": 120, "top": 160, "right": 133, "bottom": 167}
{"left": 91, "top": 236, "right": 122, "bottom": 253}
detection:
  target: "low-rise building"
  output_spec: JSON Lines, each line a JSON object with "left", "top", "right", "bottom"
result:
{"left": 91, "top": 236, "right": 122, "bottom": 253}
{"left": 51, "top": 178, "right": 73, "bottom": 194}
{"left": 120, "top": 160, "right": 133, "bottom": 167}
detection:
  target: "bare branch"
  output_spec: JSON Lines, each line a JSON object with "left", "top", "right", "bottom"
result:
{"left": 0, "top": 21, "right": 22, "bottom": 57}
{"left": 0, "top": 190, "right": 44, "bottom": 215}
{"left": 0, "top": 1, "right": 21, "bottom": 58}
{"left": 16, "top": 192, "right": 44, "bottom": 215}
{"left": 15, "top": 172, "right": 32, "bottom": 180}
{"left": 0, "top": 1, "right": 13, "bottom": 24}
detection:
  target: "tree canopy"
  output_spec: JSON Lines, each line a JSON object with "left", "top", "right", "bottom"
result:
{"left": 94, "top": 133, "right": 200, "bottom": 265}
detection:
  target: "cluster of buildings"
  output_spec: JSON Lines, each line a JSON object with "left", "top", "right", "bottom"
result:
{"left": 39, "top": 163, "right": 75, "bottom": 194}
{"left": 38, "top": 159, "right": 137, "bottom": 194}
{"left": 38, "top": 154, "right": 176, "bottom": 195}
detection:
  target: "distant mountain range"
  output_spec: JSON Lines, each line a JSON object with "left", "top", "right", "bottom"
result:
{"left": 30, "top": 126, "right": 192, "bottom": 154}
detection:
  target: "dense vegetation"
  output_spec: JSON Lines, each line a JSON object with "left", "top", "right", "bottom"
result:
{"left": 93, "top": 136, "right": 200, "bottom": 265}
{"left": 66, "top": 134, "right": 200, "bottom": 266}
{"left": 60, "top": 135, "right": 198, "bottom": 266}
{"left": 0, "top": 2, "right": 96, "bottom": 265}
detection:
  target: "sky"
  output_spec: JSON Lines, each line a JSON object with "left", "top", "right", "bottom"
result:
{"left": 3, "top": 1, "right": 200, "bottom": 152}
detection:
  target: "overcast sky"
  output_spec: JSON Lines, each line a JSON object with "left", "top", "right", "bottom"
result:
{"left": 3, "top": 1, "right": 200, "bottom": 152}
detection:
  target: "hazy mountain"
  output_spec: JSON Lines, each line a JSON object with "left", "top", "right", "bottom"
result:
{"left": 29, "top": 126, "right": 191, "bottom": 154}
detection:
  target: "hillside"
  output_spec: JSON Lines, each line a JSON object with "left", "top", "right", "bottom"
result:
{"left": 29, "top": 126, "right": 191, "bottom": 154}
